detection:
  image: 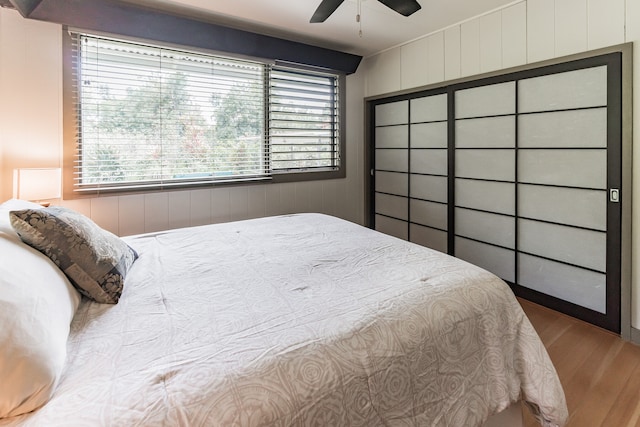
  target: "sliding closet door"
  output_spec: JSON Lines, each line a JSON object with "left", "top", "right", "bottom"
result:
{"left": 368, "top": 51, "right": 624, "bottom": 332}
{"left": 453, "top": 82, "right": 516, "bottom": 282}
{"left": 515, "top": 63, "right": 619, "bottom": 330}
{"left": 372, "top": 93, "right": 449, "bottom": 252}
{"left": 408, "top": 94, "right": 448, "bottom": 253}
{"left": 373, "top": 100, "right": 409, "bottom": 240}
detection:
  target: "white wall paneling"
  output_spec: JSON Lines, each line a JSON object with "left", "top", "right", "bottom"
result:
{"left": 143, "top": 192, "right": 169, "bottom": 233}
{"left": 401, "top": 37, "right": 429, "bottom": 90}
{"left": 479, "top": 11, "right": 503, "bottom": 73}
{"left": 427, "top": 32, "right": 445, "bottom": 84}
{"left": 230, "top": 186, "right": 250, "bottom": 220}
{"left": 169, "top": 191, "right": 192, "bottom": 229}
{"left": 554, "top": 0, "right": 587, "bottom": 57}
{"left": 190, "top": 189, "right": 212, "bottom": 227}
{"left": 119, "top": 194, "right": 146, "bottom": 236}
{"left": 587, "top": 0, "right": 625, "bottom": 50}
{"left": 502, "top": 2, "right": 527, "bottom": 68}
{"left": 526, "top": 0, "right": 555, "bottom": 63}
{"left": 365, "top": 49, "right": 402, "bottom": 96}
{"left": 90, "top": 196, "right": 120, "bottom": 235}
{"left": 247, "top": 186, "right": 267, "bottom": 219}
{"left": 444, "top": 26, "right": 462, "bottom": 81}
{"left": 460, "top": 18, "right": 481, "bottom": 77}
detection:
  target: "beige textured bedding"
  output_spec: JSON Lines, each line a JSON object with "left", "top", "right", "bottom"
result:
{"left": 1, "top": 213, "right": 567, "bottom": 426}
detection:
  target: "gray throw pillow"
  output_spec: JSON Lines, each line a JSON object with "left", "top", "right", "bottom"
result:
{"left": 10, "top": 206, "right": 138, "bottom": 304}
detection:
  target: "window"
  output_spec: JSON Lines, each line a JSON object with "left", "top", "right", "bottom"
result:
{"left": 64, "top": 32, "right": 344, "bottom": 194}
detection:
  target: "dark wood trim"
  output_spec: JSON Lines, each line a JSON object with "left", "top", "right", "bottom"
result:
{"left": 10, "top": 0, "right": 362, "bottom": 74}
{"left": 605, "top": 52, "right": 623, "bottom": 334}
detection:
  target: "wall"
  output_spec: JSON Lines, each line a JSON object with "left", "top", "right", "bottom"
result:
{"left": 362, "top": 0, "right": 639, "bottom": 328}
{"left": 0, "top": 8, "right": 366, "bottom": 235}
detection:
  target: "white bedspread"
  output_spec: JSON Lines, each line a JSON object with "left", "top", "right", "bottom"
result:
{"left": 2, "top": 213, "right": 567, "bottom": 426}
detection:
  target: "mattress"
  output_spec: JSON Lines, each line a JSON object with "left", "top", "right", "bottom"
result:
{"left": 1, "top": 213, "right": 567, "bottom": 426}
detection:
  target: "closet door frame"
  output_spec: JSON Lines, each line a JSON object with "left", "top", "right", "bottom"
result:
{"left": 365, "top": 43, "right": 632, "bottom": 339}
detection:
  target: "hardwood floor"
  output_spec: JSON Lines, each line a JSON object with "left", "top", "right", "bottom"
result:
{"left": 518, "top": 298, "right": 640, "bottom": 427}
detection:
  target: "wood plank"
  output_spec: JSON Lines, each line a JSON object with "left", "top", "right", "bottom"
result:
{"left": 603, "top": 356, "right": 640, "bottom": 426}
{"left": 518, "top": 298, "right": 640, "bottom": 427}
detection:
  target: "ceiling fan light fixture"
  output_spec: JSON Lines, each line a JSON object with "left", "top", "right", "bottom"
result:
{"left": 310, "top": 0, "right": 421, "bottom": 23}
{"left": 310, "top": 0, "right": 345, "bottom": 23}
{"left": 378, "top": 0, "right": 421, "bottom": 16}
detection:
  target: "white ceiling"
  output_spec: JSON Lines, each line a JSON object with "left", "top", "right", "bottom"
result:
{"left": 127, "top": 0, "right": 518, "bottom": 57}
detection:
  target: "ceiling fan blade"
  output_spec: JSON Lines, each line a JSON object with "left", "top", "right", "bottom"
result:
{"left": 310, "top": 0, "right": 346, "bottom": 23}
{"left": 377, "top": 0, "right": 421, "bottom": 16}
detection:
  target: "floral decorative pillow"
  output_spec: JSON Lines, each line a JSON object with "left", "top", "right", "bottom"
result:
{"left": 10, "top": 206, "right": 138, "bottom": 304}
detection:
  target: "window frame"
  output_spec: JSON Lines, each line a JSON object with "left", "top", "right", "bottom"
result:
{"left": 62, "top": 28, "right": 346, "bottom": 199}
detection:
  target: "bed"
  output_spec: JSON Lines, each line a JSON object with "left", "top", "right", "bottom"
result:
{"left": 0, "top": 201, "right": 567, "bottom": 426}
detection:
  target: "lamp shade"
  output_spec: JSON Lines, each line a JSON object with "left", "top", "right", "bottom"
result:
{"left": 13, "top": 168, "right": 62, "bottom": 201}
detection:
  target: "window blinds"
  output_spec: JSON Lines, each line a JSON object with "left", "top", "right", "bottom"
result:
{"left": 69, "top": 32, "right": 340, "bottom": 192}
{"left": 269, "top": 67, "right": 340, "bottom": 171}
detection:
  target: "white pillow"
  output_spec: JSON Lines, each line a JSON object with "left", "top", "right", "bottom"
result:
{"left": 0, "top": 231, "right": 81, "bottom": 418}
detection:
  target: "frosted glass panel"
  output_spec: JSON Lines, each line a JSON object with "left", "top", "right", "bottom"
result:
{"left": 519, "top": 219, "right": 606, "bottom": 272}
{"left": 455, "top": 81, "right": 515, "bottom": 118}
{"left": 455, "top": 208, "right": 515, "bottom": 249}
{"left": 455, "top": 150, "right": 515, "bottom": 181}
{"left": 410, "top": 199, "right": 447, "bottom": 230}
{"left": 455, "top": 179, "right": 515, "bottom": 215}
{"left": 519, "top": 66, "right": 607, "bottom": 112}
{"left": 410, "top": 224, "right": 448, "bottom": 253}
{"left": 410, "top": 175, "right": 448, "bottom": 203}
{"left": 519, "top": 108, "right": 607, "bottom": 148}
{"left": 455, "top": 116, "right": 515, "bottom": 148}
{"left": 375, "top": 215, "right": 408, "bottom": 240}
{"left": 375, "top": 193, "right": 408, "bottom": 220}
{"left": 518, "top": 254, "right": 606, "bottom": 313}
{"left": 376, "top": 126, "right": 408, "bottom": 148}
{"left": 411, "top": 94, "right": 447, "bottom": 123}
{"left": 376, "top": 149, "right": 408, "bottom": 172}
{"left": 375, "top": 171, "right": 408, "bottom": 196}
{"left": 375, "top": 101, "right": 408, "bottom": 126}
{"left": 518, "top": 185, "right": 606, "bottom": 231}
{"left": 455, "top": 237, "right": 515, "bottom": 282}
{"left": 518, "top": 149, "right": 607, "bottom": 189}
{"left": 411, "top": 122, "right": 448, "bottom": 148}
{"left": 410, "top": 149, "right": 447, "bottom": 175}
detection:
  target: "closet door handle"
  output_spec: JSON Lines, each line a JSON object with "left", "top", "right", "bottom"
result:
{"left": 610, "top": 188, "right": 620, "bottom": 202}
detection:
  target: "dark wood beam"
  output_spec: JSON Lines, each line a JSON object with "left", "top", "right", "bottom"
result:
{"left": 8, "top": 0, "right": 362, "bottom": 74}
{"left": 7, "top": 0, "right": 41, "bottom": 15}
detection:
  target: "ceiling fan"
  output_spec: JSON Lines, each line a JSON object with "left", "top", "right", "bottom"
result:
{"left": 310, "top": 0, "right": 422, "bottom": 23}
